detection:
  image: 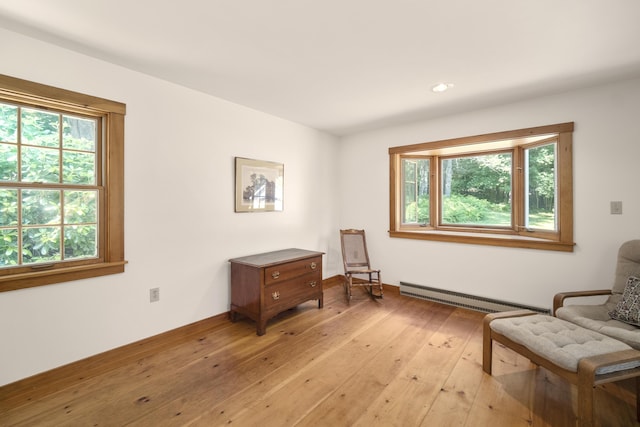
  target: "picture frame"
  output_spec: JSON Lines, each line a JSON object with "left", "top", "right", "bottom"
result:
{"left": 235, "top": 157, "right": 284, "bottom": 212}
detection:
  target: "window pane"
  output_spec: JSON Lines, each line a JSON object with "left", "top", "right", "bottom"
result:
{"left": 63, "top": 115, "right": 96, "bottom": 151}
{"left": 64, "top": 190, "right": 97, "bottom": 224}
{"left": 0, "top": 103, "right": 18, "bottom": 142}
{"left": 21, "top": 108, "right": 60, "bottom": 147}
{"left": 525, "top": 143, "right": 557, "bottom": 230}
{"left": 441, "top": 153, "right": 512, "bottom": 226}
{"left": 402, "top": 159, "right": 429, "bottom": 224}
{"left": 0, "top": 188, "right": 18, "bottom": 226}
{"left": 64, "top": 225, "right": 97, "bottom": 259}
{"left": 1, "top": 104, "right": 102, "bottom": 270}
{"left": 63, "top": 151, "right": 96, "bottom": 185}
{"left": 0, "top": 228, "right": 18, "bottom": 266}
{"left": 22, "top": 189, "right": 61, "bottom": 225}
{"left": 22, "top": 226, "right": 61, "bottom": 264}
{"left": 0, "top": 143, "right": 18, "bottom": 181}
{"left": 21, "top": 146, "right": 60, "bottom": 183}
{"left": 402, "top": 159, "right": 417, "bottom": 223}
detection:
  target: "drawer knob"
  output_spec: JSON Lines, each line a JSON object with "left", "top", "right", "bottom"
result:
{"left": 310, "top": 262, "right": 317, "bottom": 270}
{"left": 272, "top": 291, "right": 280, "bottom": 300}
{"left": 309, "top": 281, "right": 317, "bottom": 288}
{"left": 271, "top": 271, "right": 280, "bottom": 279}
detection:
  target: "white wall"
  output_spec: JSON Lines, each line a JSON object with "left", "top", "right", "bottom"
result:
{"left": 0, "top": 28, "right": 341, "bottom": 386}
{"left": 338, "top": 77, "right": 640, "bottom": 310}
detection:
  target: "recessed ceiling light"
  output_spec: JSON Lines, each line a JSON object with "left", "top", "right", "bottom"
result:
{"left": 431, "top": 82, "right": 454, "bottom": 93}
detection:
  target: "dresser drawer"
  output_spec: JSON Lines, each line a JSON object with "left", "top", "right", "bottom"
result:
{"left": 265, "top": 256, "right": 321, "bottom": 285}
{"left": 264, "top": 275, "right": 322, "bottom": 311}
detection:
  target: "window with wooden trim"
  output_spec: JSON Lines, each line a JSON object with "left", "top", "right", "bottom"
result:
{"left": 389, "top": 123, "right": 574, "bottom": 251}
{"left": 0, "top": 74, "right": 126, "bottom": 291}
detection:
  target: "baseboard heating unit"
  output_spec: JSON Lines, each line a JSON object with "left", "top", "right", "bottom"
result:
{"left": 399, "top": 282, "right": 550, "bottom": 315}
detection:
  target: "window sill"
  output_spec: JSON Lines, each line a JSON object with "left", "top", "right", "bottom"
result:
{"left": 0, "top": 261, "right": 128, "bottom": 292}
{"left": 389, "top": 230, "right": 575, "bottom": 252}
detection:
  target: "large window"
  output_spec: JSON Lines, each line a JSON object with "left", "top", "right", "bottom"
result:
{"left": 0, "top": 74, "right": 126, "bottom": 291}
{"left": 389, "top": 123, "right": 574, "bottom": 251}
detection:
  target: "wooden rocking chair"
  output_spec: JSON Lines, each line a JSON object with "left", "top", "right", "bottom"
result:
{"left": 340, "top": 229, "right": 383, "bottom": 300}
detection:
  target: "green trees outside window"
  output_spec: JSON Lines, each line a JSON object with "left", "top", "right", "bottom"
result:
{"left": 0, "top": 102, "right": 98, "bottom": 267}
{"left": 402, "top": 158, "right": 429, "bottom": 224}
{"left": 401, "top": 147, "right": 556, "bottom": 229}
{"left": 441, "top": 152, "right": 513, "bottom": 227}
{"left": 525, "top": 143, "right": 556, "bottom": 230}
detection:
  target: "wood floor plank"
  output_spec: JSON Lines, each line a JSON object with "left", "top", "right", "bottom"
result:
{"left": 2, "top": 324, "right": 260, "bottom": 426}
{"left": 4, "top": 297, "right": 339, "bottom": 425}
{"left": 16, "top": 298, "right": 350, "bottom": 426}
{"left": 421, "top": 321, "right": 485, "bottom": 426}
{"left": 343, "top": 307, "right": 483, "bottom": 427}
{"left": 2, "top": 283, "right": 639, "bottom": 427}
{"left": 0, "top": 314, "right": 238, "bottom": 408}
{"left": 129, "top": 291, "right": 396, "bottom": 425}
{"left": 190, "top": 297, "right": 422, "bottom": 426}
{"left": 291, "top": 300, "right": 454, "bottom": 427}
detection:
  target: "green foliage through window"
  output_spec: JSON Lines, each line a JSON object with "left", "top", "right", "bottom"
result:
{"left": 525, "top": 143, "right": 556, "bottom": 230}
{"left": 442, "top": 153, "right": 512, "bottom": 227}
{"left": 402, "top": 158, "right": 429, "bottom": 223}
{"left": 400, "top": 141, "right": 558, "bottom": 231}
{"left": 0, "top": 101, "right": 99, "bottom": 267}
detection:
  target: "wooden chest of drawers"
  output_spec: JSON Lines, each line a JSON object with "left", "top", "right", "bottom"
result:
{"left": 229, "top": 248, "right": 324, "bottom": 335}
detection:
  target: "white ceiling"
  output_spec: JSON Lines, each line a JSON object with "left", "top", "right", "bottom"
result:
{"left": 1, "top": 0, "right": 640, "bottom": 136}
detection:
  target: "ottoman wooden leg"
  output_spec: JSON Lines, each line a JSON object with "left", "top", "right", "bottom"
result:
{"left": 637, "top": 377, "right": 640, "bottom": 422}
{"left": 483, "top": 315, "right": 494, "bottom": 374}
{"left": 577, "top": 375, "right": 595, "bottom": 427}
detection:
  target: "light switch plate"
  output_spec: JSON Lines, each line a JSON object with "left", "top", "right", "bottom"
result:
{"left": 150, "top": 287, "right": 160, "bottom": 302}
{"left": 610, "top": 201, "right": 623, "bottom": 215}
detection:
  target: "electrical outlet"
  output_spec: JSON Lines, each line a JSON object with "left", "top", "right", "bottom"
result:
{"left": 150, "top": 287, "right": 160, "bottom": 303}
{"left": 610, "top": 201, "right": 623, "bottom": 215}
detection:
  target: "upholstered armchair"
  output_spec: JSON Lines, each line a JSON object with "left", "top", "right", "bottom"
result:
{"left": 554, "top": 240, "right": 640, "bottom": 349}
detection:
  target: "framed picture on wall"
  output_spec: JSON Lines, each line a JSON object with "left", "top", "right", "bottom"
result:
{"left": 235, "top": 157, "right": 284, "bottom": 212}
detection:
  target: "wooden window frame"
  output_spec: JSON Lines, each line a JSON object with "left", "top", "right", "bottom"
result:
{"left": 389, "top": 122, "right": 575, "bottom": 252}
{"left": 0, "top": 74, "right": 126, "bottom": 292}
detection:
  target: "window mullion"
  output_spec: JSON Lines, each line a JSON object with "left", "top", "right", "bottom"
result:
{"left": 17, "top": 189, "right": 23, "bottom": 266}
{"left": 60, "top": 189, "right": 65, "bottom": 261}
{"left": 513, "top": 147, "right": 524, "bottom": 234}
{"left": 16, "top": 108, "right": 23, "bottom": 266}
{"left": 58, "top": 112, "right": 63, "bottom": 185}
{"left": 58, "top": 113, "right": 64, "bottom": 261}
{"left": 432, "top": 155, "right": 439, "bottom": 228}
{"left": 557, "top": 132, "right": 573, "bottom": 243}
{"left": 17, "top": 106, "right": 22, "bottom": 182}
{"left": 429, "top": 156, "right": 435, "bottom": 228}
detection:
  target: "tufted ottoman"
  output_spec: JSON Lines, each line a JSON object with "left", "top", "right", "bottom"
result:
{"left": 483, "top": 310, "right": 640, "bottom": 427}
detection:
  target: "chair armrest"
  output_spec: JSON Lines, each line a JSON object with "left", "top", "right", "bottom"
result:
{"left": 553, "top": 289, "right": 612, "bottom": 315}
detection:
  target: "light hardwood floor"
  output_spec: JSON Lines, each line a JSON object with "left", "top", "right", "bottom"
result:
{"left": 1, "top": 282, "right": 639, "bottom": 426}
